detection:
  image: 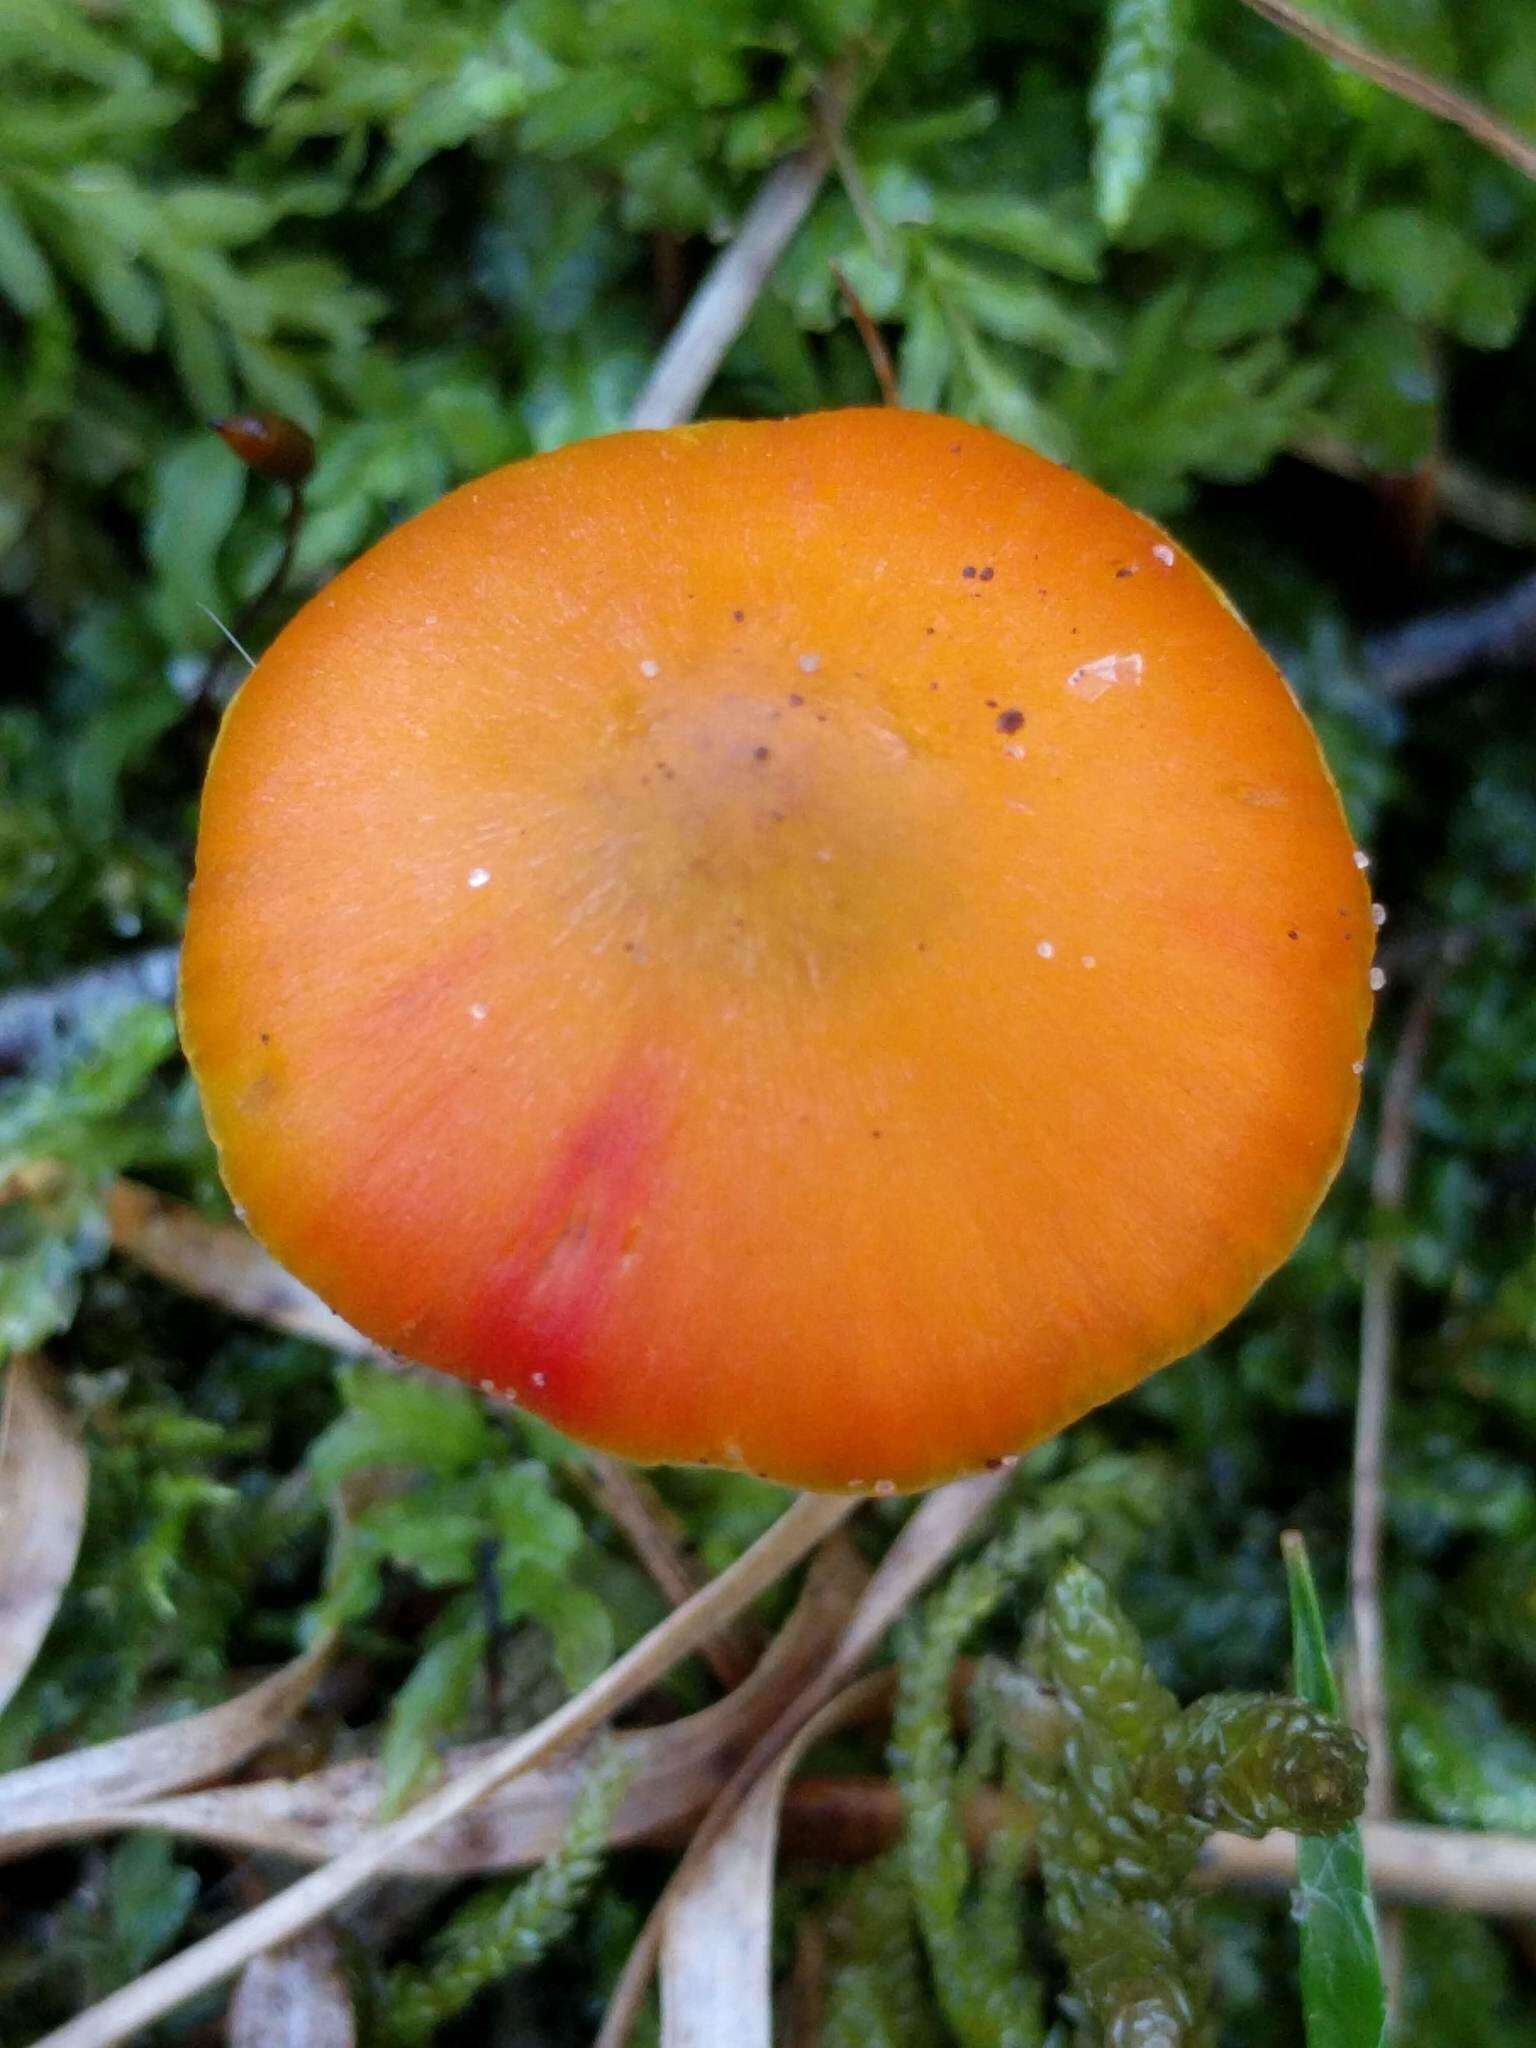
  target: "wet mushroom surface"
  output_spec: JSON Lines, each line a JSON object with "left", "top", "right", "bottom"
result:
{"left": 181, "top": 409, "right": 1374, "bottom": 1492}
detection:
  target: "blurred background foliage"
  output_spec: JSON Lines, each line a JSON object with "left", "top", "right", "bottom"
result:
{"left": 3, "top": 0, "right": 1536, "bottom": 2040}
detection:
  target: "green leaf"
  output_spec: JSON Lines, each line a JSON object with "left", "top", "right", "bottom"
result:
{"left": 103, "top": 1835, "right": 200, "bottom": 1985}
{"left": 139, "top": 0, "right": 222, "bottom": 60}
{"left": 0, "top": 0, "right": 147, "bottom": 90}
{"left": 928, "top": 191, "right": 1100, "bottom": 280}
{"left": 1399, "top": 1685, "right": 1536, "bottom": 1834}
{"left": 1090, "top": 0, "right": 1181, "bottom": 236}
{"left": 925, "top": 246, "right": 1114, "bottom": 368}
{"left": 898, "top": 282, "right": 951, "bottom": 411}
{"left": 0, "top": 1207, "right": 108, "bottom": 1356}
{"left": 144, "top": 432, "right": 246, "bottom": 639}
{"left": 1184, "top": 250, "right": 1319, "bottom": 349}
{"left": 503, "top": 1560, "right": 614, "bottom": 1690}
{"left": 0, "top": 1004, "right": 177, "bottom": 1174}
{"left": 0, "top": 190, "right": 54, "bottom": 312}
{"left": 1323, "top": 207, "right": 1525, "bottom": 350}
{"left": 951, "top": 319, "right": 1074, "bottom": 462}
{"left": 380, "top": 1617, "right": 487, "bottom": 1815}
{"left": 1283, "top": 1532, "right": 1388, "bottom": 2048}
{"left": 308, "top": 1361, "right": 499, "bottom": 1487}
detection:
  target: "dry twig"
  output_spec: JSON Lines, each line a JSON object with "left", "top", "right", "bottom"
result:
{"left": 1296, "top": 434, "right": 1536, "bottom": 554}
{"left": 573, "top": 1458, "right": 768, "bottom": 1689}
{"left": 769, "top": 1775, "right": 1536, "bottom": 1917}
{"left": 1352, "top": 967, "right": 1448, "bottom": 1819}
{"left": 628, "top": 65, "right": 852, "bottom": 430}
{"left": 830, "top": 263, "right": 900, "bottom": 406}
{"left": 1350, "top": 954, "right": 1453, "bottom": 2011}
{"left": 1239, "top": 0, "right": 1536, "bottom": 179}
{"left": 1364, "top": 566, "right": 1536, "bottom": 697}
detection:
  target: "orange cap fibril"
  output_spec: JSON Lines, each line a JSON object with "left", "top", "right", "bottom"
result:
{"left": 180, "top": 409, "right": 1374, "bottom": 1493}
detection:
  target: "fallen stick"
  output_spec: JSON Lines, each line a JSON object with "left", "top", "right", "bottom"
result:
{"left": 770, "top": 1775, "right": 1536, "bottom": 1917}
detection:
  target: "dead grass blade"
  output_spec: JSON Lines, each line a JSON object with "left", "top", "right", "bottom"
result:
{"left": 5, "top": 1545, "right": 865, "bottom": 1872}
{"left": 31, "top": 1489, "right": 855, "bottom": 2048}
{"left": 661, "top": 1673, "right": 890, "bottom": 2048}
{"left": 227, "top": 1926, "right": 354, "bottom": 2048}
{"left": 0, "top": 1357, "right": 88, "bottom": 1718}
{"left": 596, "top": 1467, "right": 1013, "bottom": 2048}
{"left": 0, "top": 1631, "right": 336, "bottom": 1858}
{"left": 105, "top": 1182, "right": 370, "bottom": 1353}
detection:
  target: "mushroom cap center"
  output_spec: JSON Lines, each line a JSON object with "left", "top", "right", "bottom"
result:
{"left": 592, "top": 685, "right": 949, "bottom": 985}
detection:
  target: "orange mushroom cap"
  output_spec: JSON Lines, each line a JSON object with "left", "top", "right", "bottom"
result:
{"left": 181, "top": 409, "right": 1374, "bottom": 1494}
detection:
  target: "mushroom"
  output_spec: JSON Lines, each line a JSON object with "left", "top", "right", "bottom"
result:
{"left": 180, "top": 410, "right": 1374, "bottom": 1494}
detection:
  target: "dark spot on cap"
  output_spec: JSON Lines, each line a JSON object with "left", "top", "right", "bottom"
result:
{"left": 259, "top": 1031, "right": 271, "bottom": 1045}
{"left": 996, "top": 708, "right": 1025, "bottom": 734}
{"left": 732, "top": 608, "right": 745, "bottom": 622}
{"left": 979, "top": 566, "right": 994, "bottom": 582}
{"left": 788, "top": 692, "right": 804, "bottom": 707}
{"left": 962, "top": 565, "right": 977, "bottom": 579}
{"left": 754, "top": 745, "right": 771, "bottom": 762}
{"left": 1115, "top": 564, "right": 1137, "bottom": 579}
{"left": 1288, "top": 929, "right": 1299, "bottom": 940}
